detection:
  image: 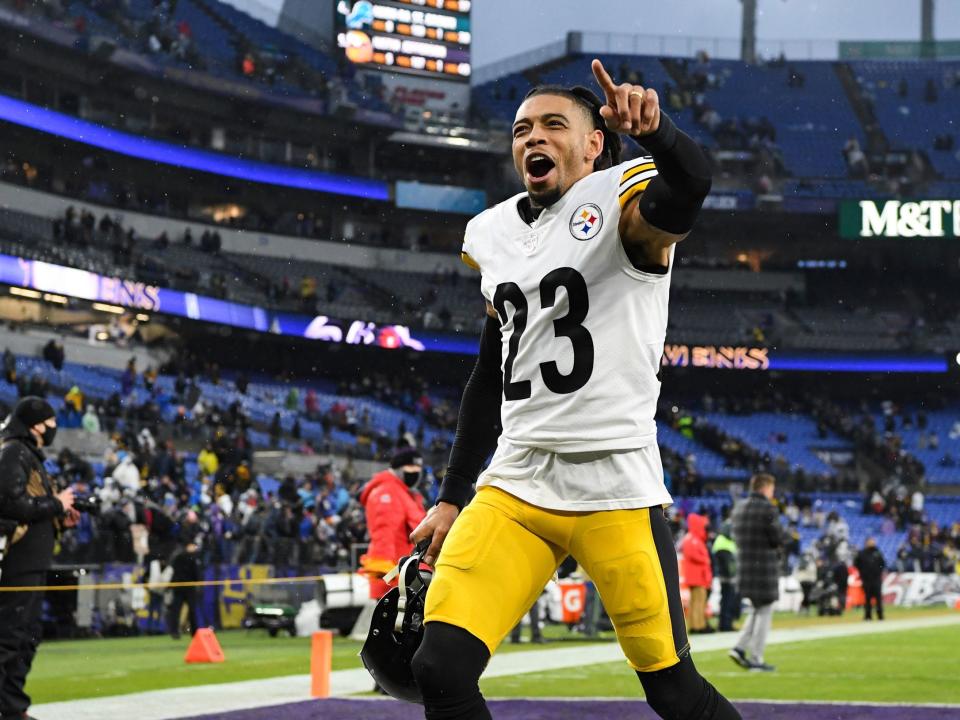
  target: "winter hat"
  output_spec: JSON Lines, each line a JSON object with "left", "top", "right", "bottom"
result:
{"left": 390, "top": 446, "right": 423, "bottom": 469}
{"left": 13, "top": 397, "right": 56, "bottom": 427}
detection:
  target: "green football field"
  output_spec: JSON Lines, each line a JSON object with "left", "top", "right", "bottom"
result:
{"left": 26, "top": 606, "right": 960, "bottom": 706}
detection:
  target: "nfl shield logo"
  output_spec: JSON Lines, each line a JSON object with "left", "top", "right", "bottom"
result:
{"left": 569, "top": 203, "right": 603, "bottom": 241}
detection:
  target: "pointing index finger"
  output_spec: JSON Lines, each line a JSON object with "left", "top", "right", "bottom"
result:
{"left": 591, "top": 58, "right": 617, "bottom": 100}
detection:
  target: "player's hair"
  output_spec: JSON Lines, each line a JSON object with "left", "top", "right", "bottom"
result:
{"left": 749, "top": 473, "right": 776, "bottom": 493}
{"left": 522, "top": 84, "right": 623, "bottom": 171}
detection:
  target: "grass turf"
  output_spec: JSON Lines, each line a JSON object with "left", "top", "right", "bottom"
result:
{"left": 26, "top": 607, "right": 958, "bottom": 704}
{"left": 481, "top": 623, "right": 960, "bottom": 705}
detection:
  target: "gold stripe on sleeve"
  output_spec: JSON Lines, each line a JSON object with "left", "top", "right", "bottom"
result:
{"left": 618, "top": 179, "right": 651, "bottom": 209}
{"left": 619, "top": 162, "right": 656, "bottom": 186}
{"left": 460, "top": 252, "right": 481, "bottom": 271}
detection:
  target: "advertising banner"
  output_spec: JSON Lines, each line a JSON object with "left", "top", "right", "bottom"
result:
{"left": 839, "top": 199, "right": 960, "bottom": 239}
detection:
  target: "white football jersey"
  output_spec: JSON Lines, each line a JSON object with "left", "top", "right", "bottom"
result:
{"left": 462, "top": 156, "right": 672, "bottom": 454}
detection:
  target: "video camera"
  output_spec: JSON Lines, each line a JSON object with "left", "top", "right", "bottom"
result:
{"left": 72, "top": 495, "right": 101, "bottom": 516}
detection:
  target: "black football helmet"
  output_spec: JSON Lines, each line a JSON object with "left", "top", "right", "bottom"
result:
{"left": 360, "top": 542, "right": 433, "bottom": 703}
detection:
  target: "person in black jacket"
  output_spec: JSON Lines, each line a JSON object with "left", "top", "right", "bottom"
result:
{"left": 854, "top": 537, "right": 886, "bottom": 621}
{"left": 728, "top": 474, "right": 782, "bottom": 673}
{"left": 167, "top": 542, "right": 201, "bottom": 639}
{"left": 0, "top": 397, "right": 75, "bottom": 720}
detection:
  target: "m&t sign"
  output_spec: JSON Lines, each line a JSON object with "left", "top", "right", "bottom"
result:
{"left": 839, "top": 200, "right": 960, "bottom": 238}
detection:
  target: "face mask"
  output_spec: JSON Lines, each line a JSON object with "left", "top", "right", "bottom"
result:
{"left": 41, "top": 425, "right": 57, "bottom": 446}
{"left": 403, "top": 470, "right": 421, "bottom": 488}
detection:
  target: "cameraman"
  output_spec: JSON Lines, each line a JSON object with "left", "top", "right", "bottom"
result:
{"left": 0, "top": 397, "right": 75, "bottom": 720}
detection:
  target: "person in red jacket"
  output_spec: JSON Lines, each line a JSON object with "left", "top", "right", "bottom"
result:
{"left": 681, "top": 513, "right": 714, "bottom": 634}
{"left": 359, "top": 447, "right": 427, "bottom": 599}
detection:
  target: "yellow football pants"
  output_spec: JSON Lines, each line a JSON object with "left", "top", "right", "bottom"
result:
{"left": 424, "top": 486, "right": 689, "bottom": 672}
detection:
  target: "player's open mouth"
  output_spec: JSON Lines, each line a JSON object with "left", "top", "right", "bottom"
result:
{"left": 525, "top": 153, "right": 556, "bottom": 183}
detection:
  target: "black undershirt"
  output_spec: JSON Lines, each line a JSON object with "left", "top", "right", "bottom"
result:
{"left": 517, "top": 196, "right": 544, "bottom": 225}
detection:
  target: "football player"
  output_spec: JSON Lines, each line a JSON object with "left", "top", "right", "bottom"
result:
{"left": 409, "top": 59, "right": 740, "bottom": 720}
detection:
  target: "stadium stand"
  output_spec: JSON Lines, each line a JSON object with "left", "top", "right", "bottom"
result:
{"left": 851, "top": 59, "right": 960, "bottom": 177}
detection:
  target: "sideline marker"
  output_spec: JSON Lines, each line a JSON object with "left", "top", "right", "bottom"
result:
{"left": 311, "top": 630, "right": 333, "bottom": 698}
{"left": 184, "top": 628, "right": 225, "bottom": 663}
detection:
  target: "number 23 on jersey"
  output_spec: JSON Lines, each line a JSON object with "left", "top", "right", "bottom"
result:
{"left": 493, "top": 267, "right": 594, "bottom": 401}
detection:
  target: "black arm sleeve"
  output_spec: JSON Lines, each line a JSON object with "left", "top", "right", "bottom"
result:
{"left": 437, "top": 314, "right": 503, "bottom": 510}
{"left": 633, "top": 112, "right": 713, "bottom": 235}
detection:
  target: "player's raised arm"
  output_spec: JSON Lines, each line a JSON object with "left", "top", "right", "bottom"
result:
{"left": 410, "top": 302, "right": 502, "bottom": 565}
{"left": 592, "top": 59, "right": 712, "bottom": 266}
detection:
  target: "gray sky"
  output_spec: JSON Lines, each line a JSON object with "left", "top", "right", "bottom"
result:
{"left": 471, "top": 0, "right": 960, "bottom": 68}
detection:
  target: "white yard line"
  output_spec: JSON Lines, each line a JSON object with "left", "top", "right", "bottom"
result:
{"left": 32, "top": 613, "right": 960, "bottom": 720}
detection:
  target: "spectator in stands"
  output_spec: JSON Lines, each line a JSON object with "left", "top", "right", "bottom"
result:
{"left": 111, "top": 452, "right": 141, "bottom": 495}
{"left": 121, "top": 358, "right": 137, "bottom": 396}
{"left": 729, "top": 474, "right": 781, "bottom": 672}
{"left": 269, "top": 412, "right": 282, "bottom": 448}
{"left": 825, "top": 511, "right": 849, "bottom": 543}
{"left": 910, "top": 489, "right": 924, "bottom": 524}
{"left": 64, "top": 385, "right": 84, "bottom": 415}
{"left": 82, "top": 405, "right": 101, "bottom": 434}
{"left": 143, "top": 366, "right": 158, "bottom": 392}
{"left": 358, "top": 447, "right": 426, "bottom": 601}
{"left": 42, "top": 338, "right": 65, "bottom": 371}
{"left": 681, "top": 513, "right": 714, "bottom": 634}
{"left": 854, "top": 537, "right": 885, "bottom": 621}
{"left": 2, "top": 349, "right": 15, "bottom": 385}
{"left": 843, "top": 137, "right": 868, "bottom": 178}
{"left": 305, "top": 389, "right": 319, "bottom": 420}
{"left": 198, "top": 443, "right": 219, "bottom": 479}
{"left": 925, "top": 78, "right": 938, "bottom": 103}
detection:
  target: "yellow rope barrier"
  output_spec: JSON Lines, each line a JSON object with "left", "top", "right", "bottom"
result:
{"left": 0, "top": 574, "right": 331, "bottom": 592}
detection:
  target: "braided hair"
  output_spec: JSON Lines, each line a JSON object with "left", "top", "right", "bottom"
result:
{"left": 522, "top": 84, "right": 623, "bottom": 171}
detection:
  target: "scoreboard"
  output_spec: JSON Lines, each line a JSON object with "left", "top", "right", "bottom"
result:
{"left": 335, "top": 0, "right": 471, "bottom": 82}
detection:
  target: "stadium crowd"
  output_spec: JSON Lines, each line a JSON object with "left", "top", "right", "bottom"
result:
{"left": 3, "top": 335, "right": 954, "bottom": 606}
{"left": 0, "top": 336, "right": 463, "bottom": 568}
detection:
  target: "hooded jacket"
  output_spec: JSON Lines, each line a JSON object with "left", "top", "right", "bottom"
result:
{"left": 359, "top": 469, "right": 425, "bottom": 598}
{"left": 0, "top": 415, "right": 63, "bottom": 578}
{"left": 680, "top": 513, "right": 713, "bottom": 588}
{"left": 112, "top": 454, "right": 141, "bottom": 494}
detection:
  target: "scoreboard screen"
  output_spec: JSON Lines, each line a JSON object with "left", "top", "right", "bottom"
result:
{"left": 336, "top": 0, "right": 471, "bottom": 82}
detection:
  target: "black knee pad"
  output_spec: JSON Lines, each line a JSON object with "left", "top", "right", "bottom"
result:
{"left": 410, "top": 622, "right": 492, "bottom": 720}
{"left": 637, "top": 653, "right": 742, "bottom": 720}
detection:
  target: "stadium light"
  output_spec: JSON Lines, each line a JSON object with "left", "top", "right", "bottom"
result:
{"left": 92, "top": 303, "right": 125, "bottom": 314}
{"left": 42, "top": 293, "right": 68, "bottom": 304}
{"left": 9, "top": 287, "right": 41, "bottom": 299}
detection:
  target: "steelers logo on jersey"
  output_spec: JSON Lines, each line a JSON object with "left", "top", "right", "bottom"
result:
{"left": 569, "top": 203, "right": 603, "bottom": 241}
